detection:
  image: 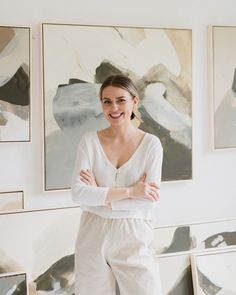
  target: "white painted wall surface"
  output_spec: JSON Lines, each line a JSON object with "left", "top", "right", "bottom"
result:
{"left": 0, "top": 0, "right": 235, "bottom": 226}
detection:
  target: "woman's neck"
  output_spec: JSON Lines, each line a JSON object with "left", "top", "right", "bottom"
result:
{"left": 104, "top": 124, "right": 136, "bottom": 140}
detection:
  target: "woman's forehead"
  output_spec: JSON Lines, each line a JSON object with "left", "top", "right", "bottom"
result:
{"left": 101, "top": 86, "right": 131, "bottom": 99}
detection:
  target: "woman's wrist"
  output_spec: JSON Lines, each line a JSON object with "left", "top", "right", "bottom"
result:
{"left": 105, "top": 186, "right": 132, "bottom": 204}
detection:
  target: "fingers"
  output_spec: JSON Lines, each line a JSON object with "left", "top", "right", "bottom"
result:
{"left": 80, "top": 169, "right": 96, "bottom": 185}
{"left": 80, "top": 170, "right": 91, "bottom": 180}
{"left": 145, "top": 184, "right": 160, "bottom": 201}
{"left": 139, "top": 172, "right": 146, "bottom": 183}
{"left": 149, "top": 182, "right": 160, "bottom": 189}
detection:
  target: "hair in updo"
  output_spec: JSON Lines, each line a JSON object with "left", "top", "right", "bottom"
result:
{"left": 99, "top": 75, "right": 138, "bottom": 120}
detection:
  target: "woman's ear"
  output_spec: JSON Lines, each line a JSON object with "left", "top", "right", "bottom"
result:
{"left": 133, "top": 96, "right": 139, "bottom": 105}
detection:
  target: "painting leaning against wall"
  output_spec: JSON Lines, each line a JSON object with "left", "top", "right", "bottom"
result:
{"left": 191, "top": 248, "right": 236, "bottom": 295}
{"left": 42, "top": 23, "right": 192, "bottom": 191}
{"left": 153, "top": 218, "right": 236, "bottom": 255}
{"left": 0, "top": 26, "right": 30, "bottom": 142}
{"left": 0, "top": 206, "right": 81, "bottom": 294}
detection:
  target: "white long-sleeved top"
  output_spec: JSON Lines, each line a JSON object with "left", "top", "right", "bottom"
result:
{"left": 71, "top": 131, "right": 163, "bottom": 220}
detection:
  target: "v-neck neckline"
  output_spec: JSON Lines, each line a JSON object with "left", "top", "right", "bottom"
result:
{"left": 95, "top": 131, "right": 147, "bottom": 171}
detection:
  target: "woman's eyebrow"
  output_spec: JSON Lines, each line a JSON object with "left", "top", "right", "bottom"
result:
{"left": 116, "top": 96, "right": 126, "bottom": 99}
{"left": 101, "top": 96, "right": 126, "bottom": 101}
{"left": 101, "top": 97, "right": 111, "bottom": 101}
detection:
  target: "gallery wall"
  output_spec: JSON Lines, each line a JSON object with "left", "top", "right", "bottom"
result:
{"left": 0, "top": 0, "right": 235, "bottom": 226}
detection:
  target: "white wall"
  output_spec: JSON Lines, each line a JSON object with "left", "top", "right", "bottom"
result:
{"left": 0, "top": 0, "right": 235, "bottom": 226}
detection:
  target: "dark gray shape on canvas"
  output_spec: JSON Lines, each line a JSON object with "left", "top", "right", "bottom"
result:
{"left": 197, "top": 269, "right": 221, "bottom": 295}
{"left": 53, "top": 81, "right": 103, "bottom": 131}
{"left": 168, "top": 266, "right": 194, "bottom": 295}
{"left": 34, "top": 254, "right": 74, "bottom": 292}
{"left": 162, "top": 226, "right": 193, "bottom": 253}
{"left": 203, "top": 231, "right": 236, "bottom": 248}
{"left": 138, "top": 106, "right": 192, "bottom": 181}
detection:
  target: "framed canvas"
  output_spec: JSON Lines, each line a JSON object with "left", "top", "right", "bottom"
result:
{"left": 210, "top": 26, "right": 236, "bottom": 149}
{"left": 157, "top": 253, "right": 194, "bottom": 295}
{"left": 0, "top": 272, "right": 27, "bottom": 295}
{"left": 0, "top": 190, "right": 24, "bottom": 213}
{"left": 153, "top": 218, "right": 236, "bottom": 255}
{"left": 42, "top": 23, "right": 192, "bottom": 191}
{"left": 0, "top": 206, "right": 81, "bottom": 294}
{"left": 0, "top": 26, "right": 31, "bottom": 142}
{"left": 191, "top": 248, "right": 236, "bottom": 295}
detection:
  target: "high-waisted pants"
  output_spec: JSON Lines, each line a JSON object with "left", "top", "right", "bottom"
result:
{"left": 75, "top": 211, "right": 163, "bottom": 295}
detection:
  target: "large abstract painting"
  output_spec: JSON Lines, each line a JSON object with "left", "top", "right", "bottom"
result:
{"left": 42, "top": 23, "right": 192, "bottom": 191}
{"left": 211, "top": 26, "right": 236, "bottom": 149}
{"left": 0, "top": 26, "right": 30, "bottom": 142}
{"left": 191, "top": 248, "right": 236, "bottom": 295}
{"left": 0, "top": 207, "right": 81, "bottom": 294}
{"left": 153, "top": 218, "right": 236, "bottom": 255}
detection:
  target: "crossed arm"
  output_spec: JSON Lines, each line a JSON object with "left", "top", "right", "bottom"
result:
{"left": 71, "top": 135, "right": 163, "bottom": 210}
{"left": 80, "top": 169, "right": 160, "bottom": 206}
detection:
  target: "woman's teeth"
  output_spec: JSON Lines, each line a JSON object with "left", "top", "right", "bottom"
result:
{"left": 110, "top": 113, "right": 123, "bottom": 118}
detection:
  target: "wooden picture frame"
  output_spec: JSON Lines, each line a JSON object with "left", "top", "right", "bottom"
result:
{"left": 42, "top": 22, "right": 192, "bottom": 191}
{"left": 153, "top": 218, "right": 236, "bottom": 255}
{"left": 191, "top": 247, "right": 236, "bottom": 294}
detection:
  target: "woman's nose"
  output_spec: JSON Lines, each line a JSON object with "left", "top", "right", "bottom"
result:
{"left": 110, "top": 102, "right": 118, "bottom": 110}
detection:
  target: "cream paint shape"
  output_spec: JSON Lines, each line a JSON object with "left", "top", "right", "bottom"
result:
{"left": 43, "top": 25, "right": 181, "bottom": 136}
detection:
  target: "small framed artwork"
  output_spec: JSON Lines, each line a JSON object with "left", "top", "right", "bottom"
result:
{"left": 210, "top": 26, "right": 236, "bottom": 149}
{"left": 157, "top": 252, "right": 194, "bottom": 295}
{"left": 153, "top": 218, "right": 236, "bottom": 255}
{"left": 191, "top": 248, "right": 236, "bottom": 295}
{"left": 0, "top": 190, "right": 24, "bottom": 213}
{"left": 0, "top": 272, "right": 27, "bottom": 295}
{"left": 42, "top": 23, "right": 192, "bottom": 191}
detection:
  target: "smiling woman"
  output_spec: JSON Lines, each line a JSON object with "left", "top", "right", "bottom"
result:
{"left": 99, "top": 74, "right": 138, "bottom": 121}
{"left": 71, "top": 75, "right": 164, "bottom": 295}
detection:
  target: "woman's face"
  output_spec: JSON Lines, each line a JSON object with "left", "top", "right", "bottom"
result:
{"left": 100, "top": 85, "right": 138, "bottom": 126}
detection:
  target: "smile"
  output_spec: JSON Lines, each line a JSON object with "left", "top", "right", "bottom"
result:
{"left": 109, "top": 113, "right": 124, "bottom": 119}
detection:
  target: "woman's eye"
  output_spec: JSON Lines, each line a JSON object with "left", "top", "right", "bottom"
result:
{"left": 118, "top": 99, "right": 126, "bottom": 104}
{"left": 103, "top": 100, "right": 111, "bottom": 104}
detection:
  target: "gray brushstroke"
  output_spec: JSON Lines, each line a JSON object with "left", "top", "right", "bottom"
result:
{"left": 34, "top": 254, "right": 74, "bottom": 293}
{"left": 168, "top": 266, "right": 194, "bottom": 295}
{"left": 161, "top": 226, "right": 193, "bottom": 254}
{"left": 46, "top": 56, "right": 192, "bottom": 189}
{"left": 198, "top": 269, "right": 221, "bottom": 295}
{"left": 204, "top": 232, "right": 236, "bottom": 248}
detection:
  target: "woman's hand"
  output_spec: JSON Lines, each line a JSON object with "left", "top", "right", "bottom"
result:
{"left": 80, "top": 169, "right": 97, "bottom": 186}
{"left": 130, "top": 173, "right": 160, "bottom": 201}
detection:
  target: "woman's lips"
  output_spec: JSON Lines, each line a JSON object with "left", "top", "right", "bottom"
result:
{"left": 109, "top": 113, "right": 124, "bottom": 119}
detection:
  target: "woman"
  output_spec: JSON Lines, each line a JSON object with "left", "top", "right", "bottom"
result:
{"left": 71, "top": 74, "right": 163, "bottom": 295}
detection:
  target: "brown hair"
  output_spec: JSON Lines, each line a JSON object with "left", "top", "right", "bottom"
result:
{"left": 99, "top": 75, "right": 138, "bottom": 120}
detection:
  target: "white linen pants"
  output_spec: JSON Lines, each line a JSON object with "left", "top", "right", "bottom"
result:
{"left": 75, "top": 211, "right": 163, "bottom": 295}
